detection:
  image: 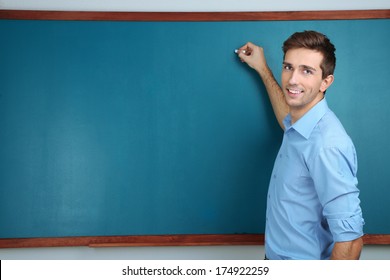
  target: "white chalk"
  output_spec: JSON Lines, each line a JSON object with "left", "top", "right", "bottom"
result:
{"left": 234, "top": 49, "right": 246, "bottom": 54}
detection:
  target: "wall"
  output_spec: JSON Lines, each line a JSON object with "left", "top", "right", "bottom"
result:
{"left": 0, "top": 1, "right": 389, "bottom": 260}
{"left": 0, "top": 0, "right": 389, "bottom": 12}
{"left": 0, "top": 245, "right": 389, "bottom": 260}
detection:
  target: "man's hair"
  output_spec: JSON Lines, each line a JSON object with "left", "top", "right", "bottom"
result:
{"left": 282, "top": 30, "right": 336, "bottom": 79}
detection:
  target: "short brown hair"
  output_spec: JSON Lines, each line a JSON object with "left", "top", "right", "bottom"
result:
{"left": 283, "top": 31, "right": 336, "bottom": 79}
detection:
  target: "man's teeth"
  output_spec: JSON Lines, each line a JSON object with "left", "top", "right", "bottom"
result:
{"left": 288, "top": 89, "right": 302, "bottom": 94}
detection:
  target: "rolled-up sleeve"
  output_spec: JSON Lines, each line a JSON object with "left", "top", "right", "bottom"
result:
{"left": 310, "top": 145, "right": 365, "bottom": 242}
{"left": 327, "top": 214, "right": 364, "bottom": 242}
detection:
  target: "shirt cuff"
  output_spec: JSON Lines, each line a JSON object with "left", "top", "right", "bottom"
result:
{"left": 327, "top": 214, "right": 365, "bottom": 242}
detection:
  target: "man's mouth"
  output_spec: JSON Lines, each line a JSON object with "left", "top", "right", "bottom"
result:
{"left": 287, "top": 88, "right": 303, "bottom": 96}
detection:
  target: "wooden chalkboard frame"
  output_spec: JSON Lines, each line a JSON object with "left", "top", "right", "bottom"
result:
{"left": 0, "top": 234, "right": 389, "bottom": 248}
{"left": 0, "top": 9, "right": 389, "bottom": 21}
{"left": 0, "top": 9, "right": 389, "bottom": 248}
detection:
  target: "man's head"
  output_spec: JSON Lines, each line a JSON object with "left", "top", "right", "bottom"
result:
{"left": 283, "top": 30, "right": 336, "bottom": 79}
{"left": 281, "top": 31, "right": 336, "bottom": 122}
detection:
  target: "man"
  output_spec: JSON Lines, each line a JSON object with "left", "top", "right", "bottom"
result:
{"left": 237, "top": 31, "right": 364, "bottom": 260}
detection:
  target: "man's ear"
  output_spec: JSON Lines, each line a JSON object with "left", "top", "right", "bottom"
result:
{"left": 320, "top": 75, "right": 334, "bottom": 93}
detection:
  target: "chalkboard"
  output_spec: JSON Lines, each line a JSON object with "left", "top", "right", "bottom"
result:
{"left": 0, "top": 15, "right": 389, "bottom": 242}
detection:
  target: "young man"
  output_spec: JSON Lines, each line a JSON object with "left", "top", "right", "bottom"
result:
{"left": 237, "top": 31, "right": 364, "bottom": 260}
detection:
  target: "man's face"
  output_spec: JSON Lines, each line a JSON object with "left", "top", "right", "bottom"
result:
{"left": 281, "top": 48, "right": 333, "bottom": 121}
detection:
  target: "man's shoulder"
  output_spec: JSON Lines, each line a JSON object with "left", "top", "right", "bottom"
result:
{"left": 313, "top": 110, "right": 355, "bottom": 149}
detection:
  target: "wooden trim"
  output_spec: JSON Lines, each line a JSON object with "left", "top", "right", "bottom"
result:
{"left": 0, "top": 10, "right": 389, "bottom": 21}
{"left": 0, "top": 234, "right": 264, "bottom": 248}
{"left": 362, "top": 234, "right": 390, "bottom": 245}
{"left": 0, "top": 234, "right": 389, "bottom": 248}
{"left": 89, "top": 234, "right": 264, "bottom": 247}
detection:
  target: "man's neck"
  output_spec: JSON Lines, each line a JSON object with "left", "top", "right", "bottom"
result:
{"left": 289, "top": 94, "right": 325, "bottom": 124}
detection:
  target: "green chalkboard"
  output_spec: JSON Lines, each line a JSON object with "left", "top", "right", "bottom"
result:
{"left": 0, "top": 18, "right": 389, "bottom": 239}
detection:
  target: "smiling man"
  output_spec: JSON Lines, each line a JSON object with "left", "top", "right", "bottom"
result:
{"left": 237, "top": 31, "right": 364, "bottom": 260}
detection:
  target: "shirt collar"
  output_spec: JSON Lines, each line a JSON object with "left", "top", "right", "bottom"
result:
{"left": 283, "top": 98, "right": 330, "bottom": 140}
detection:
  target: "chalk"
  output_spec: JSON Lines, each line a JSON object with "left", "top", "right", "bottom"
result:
{"left": 234, "top": 49, "right": 246, "bottom": 54}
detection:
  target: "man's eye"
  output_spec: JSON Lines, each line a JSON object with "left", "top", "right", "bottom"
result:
{"left": 283, "top": 65, "right": 292, "bottom": 70}
{"left": 303, "top": 69, "right": 313, "bottom": 75}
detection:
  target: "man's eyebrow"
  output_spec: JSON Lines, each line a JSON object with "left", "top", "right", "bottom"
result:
{"left": 283, "top": 61, "right": 318, "bottom": 72}
{"left": 300, "top": 65, "right": 317, "bottom": 72}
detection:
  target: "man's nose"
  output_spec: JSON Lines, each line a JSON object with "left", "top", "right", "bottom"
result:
{"left": 288, "top": 70, "right": 299, "bottom": 85}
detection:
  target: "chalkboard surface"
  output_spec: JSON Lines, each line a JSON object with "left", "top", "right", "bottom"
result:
{"left": 0, "top": 18, "right": 389, "bottom": 239}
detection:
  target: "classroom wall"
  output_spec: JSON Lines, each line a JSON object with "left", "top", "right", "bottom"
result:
{"left": 0, "top": 245, "right": 389, "bottom": 260}
{"left": 0, "top": 0, "right": 389, "bottom": 12}
{"left": 1, "top": 1, "right": 389, "bottom": 260}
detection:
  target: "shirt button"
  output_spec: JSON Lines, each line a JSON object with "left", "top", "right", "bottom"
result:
{"left": 273, "top": 174, "right": 277, "bottom": 179}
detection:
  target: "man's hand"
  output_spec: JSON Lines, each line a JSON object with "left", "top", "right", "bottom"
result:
{"left": 236, "top": 42, "right": 268, "bottom": 75}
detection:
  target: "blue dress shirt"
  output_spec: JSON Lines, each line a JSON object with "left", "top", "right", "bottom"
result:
{"left": 265, "top": 99, "right": 364, "bottom": 260}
